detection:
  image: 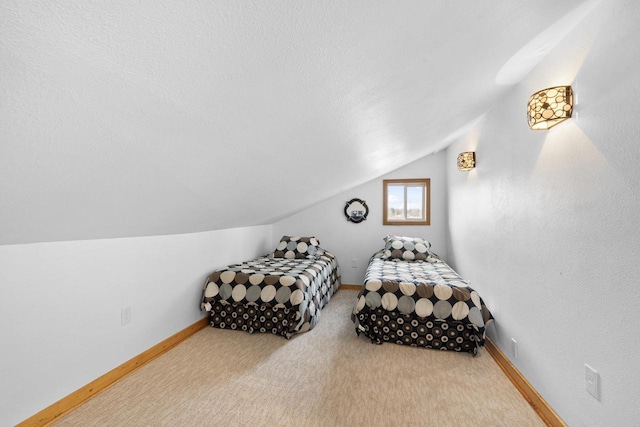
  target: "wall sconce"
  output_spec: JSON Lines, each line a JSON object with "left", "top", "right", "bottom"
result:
{"left": 457, "top": 152, "right": 475, "bottom": 171}
{"left": 527, "top": 85, "right": 573, "bottom": 130}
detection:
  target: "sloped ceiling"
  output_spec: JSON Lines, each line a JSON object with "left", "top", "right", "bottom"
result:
{"left": 0, "top": 1, "right": 594, "bottom": 244}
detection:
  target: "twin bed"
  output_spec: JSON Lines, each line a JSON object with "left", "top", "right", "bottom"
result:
{"left": 200, "top": 236, "right": 341, "bottom": 339}
{"left": 351, "top": 235, "right": 494, "bottom": 355}
{"left": 200, "top": 234, "right": 493, "bottom": 355}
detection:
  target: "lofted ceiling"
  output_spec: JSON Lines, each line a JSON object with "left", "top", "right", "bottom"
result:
{"left": 0, "top": 1, "right": 597, "bottom": 245}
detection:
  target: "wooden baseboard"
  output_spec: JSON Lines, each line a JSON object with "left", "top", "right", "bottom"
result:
{"left": 484, "top": 338, "right": 566, "bottom": 427}
{"left": 341, "top": 285, "right": 563, "bottom": 425}
{"left": 21, "top": 287, "right": 358, "bottom": 426}
{"left": 19, "top": 317, "right": 210, "bottom": 427}
{"left": 21, "top": 302, "right": 557, "bottom": 427}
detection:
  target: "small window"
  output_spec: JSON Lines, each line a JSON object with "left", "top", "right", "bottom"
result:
{"left": 383, "top": 179, "right": 430, "bottom": 225}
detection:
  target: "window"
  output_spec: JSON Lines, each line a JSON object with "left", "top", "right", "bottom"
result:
{"left": 383, "top": 179, "right": 430, "bottom": 225}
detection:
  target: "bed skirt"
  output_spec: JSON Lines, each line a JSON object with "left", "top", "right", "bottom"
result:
{"left": 208, "top": 300, "right": 307, "bottom": 339}
{"left": 354, "top": 307, "right": 482, "bottom": 355}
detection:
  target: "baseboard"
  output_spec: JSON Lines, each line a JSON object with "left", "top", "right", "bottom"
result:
{"left": 18, "top": 316, "right": 210, "bottom": 427}
{"left": 484, "top": 338, "right": 566, "bottom": 427}
{"left": 20, "top": 288, "right": 360, "bottom": 426}
{"left": 338, "top": 288, "right": 563, "bottom": 426}
{"left": 20, "top": 302, "right": 556, "bottom": 427}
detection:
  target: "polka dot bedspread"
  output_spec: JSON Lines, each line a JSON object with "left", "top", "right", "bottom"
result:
{"left": 352, "top": 250, "right": 494, "bottom": 355}
{"left": 201, "top": 249, "right": 341, "bottom": 339}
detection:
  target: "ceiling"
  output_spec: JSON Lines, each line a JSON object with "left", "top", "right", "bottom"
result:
{"left": 0, "top": 1, "right": 597, "bottom": 244}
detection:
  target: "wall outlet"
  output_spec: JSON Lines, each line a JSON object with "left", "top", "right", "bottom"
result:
{"left": 351, "top": 259, "right": 358, "bottom": 268}
{"left": 511, "top": 338, "right": 518, "bottom": 359}
{"left": 121, "top": 306, "right": 132, "bottom": 326}
{"left": 585, "top": 364, "right": 600, "bottom": 400}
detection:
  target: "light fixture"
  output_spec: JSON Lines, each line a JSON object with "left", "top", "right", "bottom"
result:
{"left": 527, "top": 85, "right": 573, "bottom": 130}
{"left": 457, "top": 152, "right": 475, "bottom": 171}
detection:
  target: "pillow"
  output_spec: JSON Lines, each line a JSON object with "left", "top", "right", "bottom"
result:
{"left": 382, "top": 235, "right": 432, "bottom": 261}
{"left": 271, "top": 236, "right": 321, "bottom": 259}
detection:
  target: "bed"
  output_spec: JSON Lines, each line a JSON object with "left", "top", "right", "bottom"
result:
{"left": 351, "top": 235, "right": 494, "bottom": 355}
{"left": 200, "top": 236, "right": 341, "bottom": 339}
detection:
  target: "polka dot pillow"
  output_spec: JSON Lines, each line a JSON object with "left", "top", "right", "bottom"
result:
{"left": 271, "top": 236, "right": 321, "bottom": 259}
{"left": 382, "top": 235, "right": 432, "bottom": 261}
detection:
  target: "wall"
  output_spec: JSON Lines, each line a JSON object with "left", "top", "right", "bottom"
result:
{"left": 446, "top": 1, "right": 640, "bottom": 425}
{"left": 0, "top": 225, "right": 271, "bottom": 426}
{"left": 273, "top": 151, "right": 448, "bottom": 285}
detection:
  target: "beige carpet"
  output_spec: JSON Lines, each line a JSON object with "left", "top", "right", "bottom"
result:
{"left": 54, "top": 290, "right": 545, "bottom": 427}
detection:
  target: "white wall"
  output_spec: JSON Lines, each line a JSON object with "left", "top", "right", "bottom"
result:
{"left": 273, "top": 151, "right": 448, "bottom": 285}
{"left": 0, "top": 225, "right": 271, "bottom": 426}
{"left": 446, "top": 1, "right": 640, "bottom": 425}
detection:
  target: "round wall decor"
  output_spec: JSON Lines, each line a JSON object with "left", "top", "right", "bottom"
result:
{"left": 344, "top": 198, "right": 369, "bottom": 223}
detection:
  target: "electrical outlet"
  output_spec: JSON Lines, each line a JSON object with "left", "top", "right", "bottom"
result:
{"left": 511, "top": 338, "right": 518, "bottom": 359}
{"left": 351, "top": 259, "right": 358, "bottom": 268}
{"left": 585, "top": 364, "right": 600, "bottom": 400}
{"left": 121, "top": 306, "right": 132, "bottom": 326}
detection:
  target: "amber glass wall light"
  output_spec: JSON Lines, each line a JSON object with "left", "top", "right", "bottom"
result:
{"left": 457, "top": 152, "right": 475, "bottom": 171}
{"left": 527, "top": 85, "right": 573, "bottom": 130}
